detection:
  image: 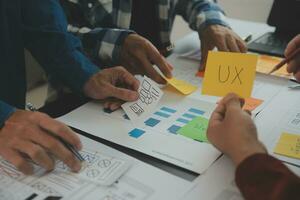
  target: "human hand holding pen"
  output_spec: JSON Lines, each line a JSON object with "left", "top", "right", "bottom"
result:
{"left": 285, "top": 34, "right": 300, "bottom": 81}
{"left": 0, "top": 110, "right": 82, "bottom": 175}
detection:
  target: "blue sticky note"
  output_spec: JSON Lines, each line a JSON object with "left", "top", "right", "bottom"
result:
{"left": 145, "top": 118, "right": 160, "bottom": 127}
{"left": 129, "top": 128, "right": 145, "bottom": 138}
{"left": 168, "top": 125, "right": 181, "bottom": 134}
{"left": 188, "top": 108, "right": 205, "bottom": 115}
{"left": 154, "top": 111, "right": 170, "bottom": 118}
{"left": 161, "top": 107, "right": 176, "bottom": 113}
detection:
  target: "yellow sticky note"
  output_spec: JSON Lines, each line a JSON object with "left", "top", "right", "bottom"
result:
{"left": 202, "top": 51, "right": 258, "bottom": 98}
{"left": 274, "top": 132, "right": 300, "bottom": 159}
{"left": 166, "top": 78, "right": 198, "bottom": 95}
{"left": 257, "top": 55, "right": 292, "bottom": 79}
{"left": 243, "top": 98, "right": 264, "bottom": 111}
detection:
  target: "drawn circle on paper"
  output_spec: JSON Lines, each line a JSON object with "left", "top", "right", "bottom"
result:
{"left": 98, "top": 159, "right": 111, "bottom": 168}
{"left": 86, "top": 169, "right": 100, "bottom": 178}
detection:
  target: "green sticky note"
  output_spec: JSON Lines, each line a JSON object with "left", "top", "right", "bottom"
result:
{"left": 177, "top": 116, "right": 209, "bottom": 142}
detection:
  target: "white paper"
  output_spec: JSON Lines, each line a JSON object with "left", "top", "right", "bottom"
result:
{"left": 0, "top": 135, "right": 191, "bottom": 200}
{"left": 122, "top": 76, "right": 163, "bottom": 122}
{"left": 254, "top": 87, "right": 300, "bottom": 166}
{"left": 58, "top": 94, "right": 221, "bottom": 174}
{"left": 69, "top": 150, "right": 131, "bottom": 186}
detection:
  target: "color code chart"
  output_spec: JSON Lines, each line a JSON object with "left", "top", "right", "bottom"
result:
{"left": 102, "top": 100, "right": 214, "bottom": 143}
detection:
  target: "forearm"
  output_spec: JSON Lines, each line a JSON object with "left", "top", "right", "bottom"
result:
{"left": 175, "top": 0, "right": 230, "bottom": 33}
{"left": 61, "top": 0, "right": 134, "bottom": 65}
{"left": 79, "top": 28, "right": 134, "bottom": 66}
{"left": 0, "top": 101, "right": 16, "bottom": 128}
{"left": 236, "top": 154, "right": 300, "bottom": 200}
{"left": 22, "top": 0, "right": 100, "bottom": 94}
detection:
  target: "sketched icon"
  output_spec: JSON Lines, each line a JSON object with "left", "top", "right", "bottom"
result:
{"left": 98, "top": 159, "right": 111, "bottom": 168}
{"left": 130, "top": 103, "right": 144, "bottom": 116}
{"left": 86, "top": 169, "right": 100, "bottom": 178}
{"left": 140, "top": 79, "right": 154, "bottom": 104}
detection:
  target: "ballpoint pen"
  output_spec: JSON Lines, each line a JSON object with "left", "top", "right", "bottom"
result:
{"left": 26, "top": 103, "right": 85, "bottom": 162}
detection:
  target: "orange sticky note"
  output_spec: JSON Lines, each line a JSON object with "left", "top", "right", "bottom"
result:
{"left": 202, "top": 51, "right": 258, "bottom": 98}
{"left": 274, "top": 132, "right": 300, "bottom": 159}
{"left": 196, "top": 71, "right": 205, "bottom": 78}
{"left": 257, "top": 55, "right": 292, "bottom": 79}
{"left": 243, "top": 98, "right": 263, "bottom": 111}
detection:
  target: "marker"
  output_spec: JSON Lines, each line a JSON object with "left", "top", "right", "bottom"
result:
{"left": 26, "top": 103, "right": 85, "bottom": 162}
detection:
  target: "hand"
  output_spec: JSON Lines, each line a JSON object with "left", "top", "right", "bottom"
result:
{"left": 0, "top": 110, "right": 82, "bottom": 175}
{"left": 285, "top": 34, "right": 300, "bottom": 81}
{"left": 120, "top": 34, "right": 173, "bottom": 84}
{"left": 199, "top": 25, "right": 247, "bottom": 69}
{"left": 84, "top": 66, "right": 139, "bottom": 110}
{"left": 207, "top": 93, "right": 266, "bottom": 166}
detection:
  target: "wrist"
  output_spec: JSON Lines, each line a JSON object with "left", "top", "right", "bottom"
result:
{"left": 229, "top": 142, "right": 267, "bottom": 166}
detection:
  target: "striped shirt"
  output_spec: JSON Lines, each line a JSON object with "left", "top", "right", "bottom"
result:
{"left": 61, "top": 0, "right": 229, "bottom": 66}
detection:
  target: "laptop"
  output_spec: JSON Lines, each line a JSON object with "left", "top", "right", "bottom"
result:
{"left": 248, "top": 0, "right": 300, "bottom": 57}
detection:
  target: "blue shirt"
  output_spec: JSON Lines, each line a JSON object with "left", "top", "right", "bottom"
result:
{"left": 0, "top": 0, "right": 100, "bottom": 127}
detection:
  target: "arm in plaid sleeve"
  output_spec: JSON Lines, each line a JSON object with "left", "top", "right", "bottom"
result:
{"left": 175, "top": 0, "right": 230, "bottom": 34}
{"left": 61, "top": 0, "right": 134, "bottom": 65}
{"left": 76, "top": 28, "right": 134, "bottom": 66}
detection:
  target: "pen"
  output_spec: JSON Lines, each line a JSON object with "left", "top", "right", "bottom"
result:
{"left": 269, "top": 48, "right": 300, "bottom": 74}
{"left": 26, "top": 103, "right": 85, "bottom": 162}
{"left": 243, "top": 34, "right": 252, "bottom": 43}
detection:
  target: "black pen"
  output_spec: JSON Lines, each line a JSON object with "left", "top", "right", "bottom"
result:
{"left": 243, "top": 34, "right": 253, "bottom": 43}
{"left": 26, "top": 103, "right": 85, "bottom": 162}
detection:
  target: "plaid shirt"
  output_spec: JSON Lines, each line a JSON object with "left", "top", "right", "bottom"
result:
{"left": 61, "top": 0, "right": 229, "bottom": 66}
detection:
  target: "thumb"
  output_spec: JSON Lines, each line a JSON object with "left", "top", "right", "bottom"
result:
{"left": 106, "top": 85, "right": 139, "bottom": 102}
{"left": 224, "top": 96, "right": 244, "bottom": 117}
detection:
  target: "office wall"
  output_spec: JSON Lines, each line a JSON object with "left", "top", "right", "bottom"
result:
{"left": 218, "top": 0, "right": 274, "bottom": 23}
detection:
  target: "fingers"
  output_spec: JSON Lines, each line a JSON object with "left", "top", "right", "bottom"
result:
{"left": 287, "top": 56, "right": 300, "bottom": 73}
{"left": 0, "top": 149, "right": 33, "bottom": 175}
{"left": 219, "top": 93, "right": 241, "bottom": 107}
{"left": 13, "top": 140, "right": 54, "bottom": 172}
{"left": 37, "top": 113, "right": 82, "bottom": 150}
{"left": 215, "top": 36, "right": 229, "bottom": 52}
{"left": 104, "top": 99, "right": 124, "bottom": 111}
{"left": 137, "top": 53, "right": 166, "bottom": 84}
{"left": 226, "top": 35, "right": 240, "bottom": 52}
{"left": 200, "top": 41, "right": 211, "bottom": 69}
{"left": 294, "top": 71, "right": 300, "bottom": 82}
{"left": 244, "top": 110, "right": 252, "bottom": 116}
{"left": 210, "top": 103, "right": 226, "bottom": 123}
{"left": 32, "top": 127, "right": 82, "bottom": 172}
{"left": 285, "top": 34, "right": 300, "bottom": 56}
{"left": 236, "top": 39, "right": 247, "bottom": 53}
{"left": 117, "top": 67, "right": 140, "bottom": 91}
{"left": 105, "top": 83, "right": 139, "bottom": 102}
{"left": 147, "top": 43, "right": 173, "bottom": 79}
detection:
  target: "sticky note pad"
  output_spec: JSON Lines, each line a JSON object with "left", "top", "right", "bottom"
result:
{"left": 202, "top": 51, "right": 258, "bottom": 98}
{"left": 166, "top": 78, "right": 198, "bottom": 95}
{"left": 243, "top": 98, "right": 263, "bottom": 111}
{"left": 257, "top": 55, "right": 292, "bottom": 79}
{"left": 177, "top": 116, "right": 209, "bottom": 142}
{"left": 274, "top": 132, "right": 300, "bottom": 159}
